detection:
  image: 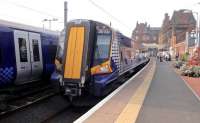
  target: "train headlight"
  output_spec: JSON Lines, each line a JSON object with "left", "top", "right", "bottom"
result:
{"left": 100, "top": 65, "right": 109, "bottom": 72}
{"left": 91, "top": 61, "right": 112, "bottom": 75}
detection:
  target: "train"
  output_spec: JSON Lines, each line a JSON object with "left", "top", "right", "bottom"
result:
{"left": 0, "top": 19, "right": 59, "bottom": 87}
{"left": 51, "top": 19, "right": 148, "bottom": 100}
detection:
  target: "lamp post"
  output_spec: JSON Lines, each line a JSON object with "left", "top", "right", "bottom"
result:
{"left": 188, "top": 7, "right": 200, "bottom": 65}
{"left": 64, "top": 1, "right": 68, "bottom": 28}
{"left": 192, "top": 11, "right": 199, "bottom": 48}
{"left": 42, "top": 20, "right": 45, "bottom": 31}
{"left": 43, "top": 18, "right": 58, "bottom": 30}
{"left": 197, "top": 3, "right": 200, "bottom": 47}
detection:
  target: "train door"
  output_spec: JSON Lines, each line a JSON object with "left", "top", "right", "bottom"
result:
{"left": 64, "top": 27, "right": 85, "bottom": 80}
{"left": 29, "top": 32, "right": 43, "bottom": 81}
{"left": 14, "top": 30, "right": 31, "bottom": 84}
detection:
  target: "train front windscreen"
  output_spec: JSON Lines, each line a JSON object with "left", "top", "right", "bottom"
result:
{"left": 93, "top": 26, "right": 111, "bottom": 66}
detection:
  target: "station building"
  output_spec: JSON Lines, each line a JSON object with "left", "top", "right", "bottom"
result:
{"left": 159, "top": 9, "right": 196, "bottom": 58}
{"left": 131, "top": 22, "right": 160, "bottom": 56}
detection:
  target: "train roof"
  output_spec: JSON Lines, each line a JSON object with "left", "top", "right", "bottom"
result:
{"left": 116, "top": 31, "right": 132, "bottom": 47}
{"left": 0, "top": 19, "right": 60, "bottom": 35}
{"left": 68, "top": 19, "right": 132, "bottom": 47}
{"left": 69, "top": 19, "right": 111, "bottom": 28}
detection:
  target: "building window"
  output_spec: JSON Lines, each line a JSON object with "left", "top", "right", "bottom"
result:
{"left": 146, "top": 36, "right": 150, "bottom": 40}
{"left": 143, "top": 35, "right": 149, "bottom": 40}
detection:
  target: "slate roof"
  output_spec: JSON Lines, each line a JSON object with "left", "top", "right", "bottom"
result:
{"left": 171, "top": 9, "right": 196, "bottom": 26}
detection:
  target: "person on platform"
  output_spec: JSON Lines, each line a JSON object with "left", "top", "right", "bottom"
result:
{"left": 159, "top": 52, "right": 163, "bottom": 62}
{"left": 176, "top": 53, "right": 179, "bottom": 61}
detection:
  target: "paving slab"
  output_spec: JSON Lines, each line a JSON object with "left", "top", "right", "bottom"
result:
{"left": 136, "top": 61, "right": 200, "bottom": 123}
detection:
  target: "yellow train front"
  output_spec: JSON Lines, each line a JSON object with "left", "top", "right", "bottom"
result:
{"left": 53, "top": 19, "right": 148, "bottom": 99}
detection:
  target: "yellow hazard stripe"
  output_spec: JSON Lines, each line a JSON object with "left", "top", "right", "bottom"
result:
{"left": 115, "top": 60, "right": 156, "bottom": 123}
{"left": 64, "top": 27, "right": 85, "bottom": 79}
{"left": 72, "top": 27, "right": 85, "bottom": 79}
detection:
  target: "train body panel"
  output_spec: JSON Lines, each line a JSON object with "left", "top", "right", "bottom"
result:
{"left": 41, "top": 33, "right": 58, "bottom": 79}
{"left": 53, "top": 19, "right": 148, "bottom": 98}
{"left": 0, "top": 21, "right": 59, "bottom": 87}
{"left": 0, "top": 26, "right": 16, "bottom": 86}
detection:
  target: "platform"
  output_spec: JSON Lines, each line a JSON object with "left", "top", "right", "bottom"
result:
{"left": 74, "top": 59, "right": 200, "bottom": 123}
{"left": 136, "top": 61, "right": 200, "bottom": 123}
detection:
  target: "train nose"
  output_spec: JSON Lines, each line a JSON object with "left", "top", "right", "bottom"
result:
{"left": 62, "top": 22, "right": 93, "bottom": 98}
{"left": 62, "top": 26, "right": 86, "bottom": 97}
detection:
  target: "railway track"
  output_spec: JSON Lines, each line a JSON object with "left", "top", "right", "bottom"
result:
{"left": 0, "top": 61, "right": 148, "bottom": 123}
{"left": 41, "top": 105, "right": 92, "bottom": 123}
{"left": 0, "top": 82, "right": 59, "bottom": 117}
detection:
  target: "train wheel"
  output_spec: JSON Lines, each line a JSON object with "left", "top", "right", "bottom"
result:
{"left": 59, "top": 86, "right": 65, "bottom": 95}
{"left": 68, "top": 96, "right": 73, "bottom": 102}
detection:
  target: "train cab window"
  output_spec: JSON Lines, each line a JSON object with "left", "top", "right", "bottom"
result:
{"left": 48, "top": 44, "right": 58, "bottom": 64}
{"left": 32, "top": 39, "right": 40, "bottom": 62}
{"left": 56, "top": 44, "right": 64, "bottom": 63}
{"left": 94, "top": 34, "right": 111, "bottom": 62}
{"left": 18, "top": 38, "right": 28, "bottom": 62}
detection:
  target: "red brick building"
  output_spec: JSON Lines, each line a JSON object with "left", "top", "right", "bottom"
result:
{"left": 159, "top": 9, "right": 196, "bottom": 58}
{"left": 171, "top": 9, "right": 196, "bottom": 56}
{"left": 159, "top": 13, "right": 171, "bottom": 50}
{"left": 132, "top": 22, "right": 160, "bottom": 51}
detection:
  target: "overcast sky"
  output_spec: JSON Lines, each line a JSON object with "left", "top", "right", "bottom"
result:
{"left": 0, "top": 0, "right": 199, "bottom": 36}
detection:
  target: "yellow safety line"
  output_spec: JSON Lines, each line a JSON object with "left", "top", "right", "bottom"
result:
{"left": 115, "top": 60, "right": 156, "bottom": 123}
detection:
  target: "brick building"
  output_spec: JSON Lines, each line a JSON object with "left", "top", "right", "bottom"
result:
{"left": 159, "top": 13, "right": 171, "bottom": 50}
{"left": 159, "top": 9, "right": 196, "bottom": 58}
{"left": 132, "top": 22, "right": 160, "bottom": 52}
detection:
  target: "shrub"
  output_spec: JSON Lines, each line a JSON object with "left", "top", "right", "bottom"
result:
{"left": 191, "top": 66, "right": 200, "bottom": 77}
{"left": 181, "top": 65, "right": 192, "bottom": 76}
{"left": 181, "top": 52, "right": 189, "bottom": 61}
{"left": 181, "top": 65, "right": 200, "bottom": 77}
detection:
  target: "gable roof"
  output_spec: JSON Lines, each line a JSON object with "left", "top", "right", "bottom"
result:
{"left": 171, "top": 9, "right": 196, "bottom": 26}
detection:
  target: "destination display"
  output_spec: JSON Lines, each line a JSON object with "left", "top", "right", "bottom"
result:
{"left": 96, "top": 25, "right": 111, "bottom": 34}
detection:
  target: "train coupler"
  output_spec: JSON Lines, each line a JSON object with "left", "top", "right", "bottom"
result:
{"left": 64, "top": 83, "right": 82, "bottom": 97}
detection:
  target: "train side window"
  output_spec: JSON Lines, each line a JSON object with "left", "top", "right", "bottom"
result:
{"left": 32, "top": 39, "right": 40, "bottom": 62}
{"left": 18, "top": 38, "right": 28, "bottom": 62}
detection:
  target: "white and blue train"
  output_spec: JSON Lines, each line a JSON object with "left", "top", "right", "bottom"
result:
{"left": 0, "top": 20, "right": 59, "bottom": 87}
